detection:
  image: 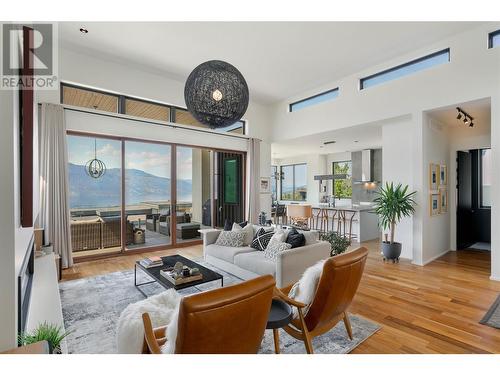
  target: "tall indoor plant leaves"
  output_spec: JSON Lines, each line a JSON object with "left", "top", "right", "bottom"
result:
{"left": 373, "top": 182, "right": 416, "bottom": 244}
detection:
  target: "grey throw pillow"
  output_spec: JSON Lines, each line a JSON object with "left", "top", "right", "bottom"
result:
{"left": 232, "top": 222, "right": 254, "bottom": 246}
{"left": 215, "top": 231, "right": 245, "bottom": 247}
{"left": 264, "top": 241, "right": 292, "bottom": 261}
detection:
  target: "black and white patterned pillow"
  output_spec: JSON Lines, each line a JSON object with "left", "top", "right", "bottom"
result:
{"left": 215, "top": 231, "right": 245, "bottom": 247}
{"left": 264, "top": 241, "right": 292, "bottom": 261}
{"left": 251, "top": 228, "right": 274, "bottom": 251}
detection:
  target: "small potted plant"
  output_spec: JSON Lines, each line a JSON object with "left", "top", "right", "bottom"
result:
{"left": 373, "top": 182, "right": 416, "bottom": 263}
{"left": 18, "top": 322, "right": 70, "bottom": 354}
{"left": 320, "top": 231, "right": 351, "bottom": 256}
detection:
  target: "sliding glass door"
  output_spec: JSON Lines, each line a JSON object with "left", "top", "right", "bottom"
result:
{"left": 67, "top": 135, "right": 122, "bottom": 257}
{"left": 176, "top": 146, "right": 214, "bottom": 244}
{"left": 124, "top": 141, "right": 172, "bottom": 250}
{"left": 67, "top": 132, "right": 245, "bottom": 258}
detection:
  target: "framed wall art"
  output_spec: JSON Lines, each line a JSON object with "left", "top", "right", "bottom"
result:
{"left": 440, "top": 189, "right": 448, "bottom": 213}
{"left": 429, "top": 163, "right": 439, "bottom": 190}
{"left": 430, "top": 193, "right": 440, "bottom": 216}
{"left": 439, "top": 164, "right": 447, "bottom": 187}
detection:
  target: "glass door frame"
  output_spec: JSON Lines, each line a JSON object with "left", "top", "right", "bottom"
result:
{"left": 66, "top": 130, "right": 247, "bottom": 261}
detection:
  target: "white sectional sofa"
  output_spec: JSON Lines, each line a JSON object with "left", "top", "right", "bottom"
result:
{"left": 200, "top": 226, "right": 331, "bottom": 287}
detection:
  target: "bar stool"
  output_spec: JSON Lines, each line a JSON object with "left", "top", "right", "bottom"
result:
{"left": 310, "top": 208, "right": 325, "bottom": 232}
{"left": 324, "top": 209, "right": 338, "bottom": 233}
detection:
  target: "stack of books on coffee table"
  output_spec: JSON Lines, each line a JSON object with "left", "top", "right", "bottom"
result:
{"left": 139, "top": 256, "right": 163, "bottom": 268}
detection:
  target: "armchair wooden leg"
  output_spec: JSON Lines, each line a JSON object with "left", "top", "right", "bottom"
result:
{"left": 298, "top": 308, "right": 314, "bottom": 354}
{"left": 343, "top": 312, "right": 353, "bottom": 340}
{"left": 273, "top": 329, "right": 280, "bottom": 354}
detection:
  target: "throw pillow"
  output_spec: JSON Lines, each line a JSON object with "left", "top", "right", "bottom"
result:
{"left": 251, "top": 228, "right": 274, "bottom": 251}
{"left": 286, "top": 228, "right": 306, "bottom": 248}
{"left": 215, "top": 231, "right": 245, "bottom": 247}
{"left": 224, "top": 219, "right": 248, "bottom": 231}
{"left": 267, "top": 228, "right": 289, "bottom": 249}
{"left": 232, "top": 222, "right": 254, "bottom": 246}
{"left": 288, "top": 259, "right": 326, "bottom": 318}
{"left": 263, "top": 240, "right": 292, "bottom": 262}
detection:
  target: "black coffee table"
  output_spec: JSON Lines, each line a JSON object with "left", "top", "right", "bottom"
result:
{"left": 266, "top": 298, "right": 293, "bottom": 354}
{"left": 134, "top": 254, "right": 223, "bottom": 297}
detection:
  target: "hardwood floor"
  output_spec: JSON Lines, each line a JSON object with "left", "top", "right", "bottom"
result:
{"left": 61, "top": 240, "right": 500, "bottom": 354}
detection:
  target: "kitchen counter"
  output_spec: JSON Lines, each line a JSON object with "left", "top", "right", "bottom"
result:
{"left": 312, "top": 204, "right": 376, "bottom": 212}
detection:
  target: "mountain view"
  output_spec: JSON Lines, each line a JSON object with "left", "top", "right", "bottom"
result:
{"left": 69, "top": 163, "right": 192, "bottom": 209}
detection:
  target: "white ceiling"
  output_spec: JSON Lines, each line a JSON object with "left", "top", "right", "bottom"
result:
{"left": 59, "top": 22, "right": 485, "bottom": 103}
{"left": 272, "top": 121, "right": 384, "bottom": 159}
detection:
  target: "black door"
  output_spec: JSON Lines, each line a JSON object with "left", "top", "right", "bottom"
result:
{"left": 457, "top": 151, "right": 474, "bottom": 249}
{"left": 214, "top": 152, "right": 244, "bottom": 227}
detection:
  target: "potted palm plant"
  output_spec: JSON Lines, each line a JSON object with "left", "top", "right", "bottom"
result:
{"left": 373, "top": 182, "right": 416, "bottom": 263}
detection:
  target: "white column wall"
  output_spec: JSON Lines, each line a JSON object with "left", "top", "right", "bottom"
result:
{"left": 491, "top": 96, "right": 500, "bottom": 281}
{"left": 421, "top": 116, "right": 451, "bottom": 264}
{"left": 382, "top": 118, "right": 415, "bottom": 260}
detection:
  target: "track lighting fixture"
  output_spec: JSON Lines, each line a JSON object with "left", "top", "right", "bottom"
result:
{"left": 456, "top": 107, "right": 474, "bottom": 128}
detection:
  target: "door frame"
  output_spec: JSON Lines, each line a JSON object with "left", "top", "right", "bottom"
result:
{"left": 66, "top": 130, "right": 246, "bottom": 263}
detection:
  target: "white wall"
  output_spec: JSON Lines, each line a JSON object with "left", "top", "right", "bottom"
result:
{"left": 268, "top": 23, "right": 500, "bottom": 278}
{"left": 491, "top": 96, "right": 500, "bottom": 281}
{"left": 421, "top": 117, "right": 451, "bottom": 264}
{"left": 0, "top": 26, "right": 40, "bottom": 350}
{"left": 0, "top": 88, "right": 18, "bottom": 351}
{"left": 382, "top": 117, "right": 415, "bottom": 260}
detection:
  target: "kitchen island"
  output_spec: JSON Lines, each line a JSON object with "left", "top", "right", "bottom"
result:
{"left": 311, "top": 205, "right": 380, "bottom": 242}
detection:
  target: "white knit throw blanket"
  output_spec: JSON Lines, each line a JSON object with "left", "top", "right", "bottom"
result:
{"left": 116, "top": 289, "right": 181, "bottom": 353}
{"left": 288, "top": 259, "right": 326, "bottom": 318}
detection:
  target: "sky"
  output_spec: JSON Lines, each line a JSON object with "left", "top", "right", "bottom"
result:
{"left": 67, "top": 135, "right": 194, "bottom": 180}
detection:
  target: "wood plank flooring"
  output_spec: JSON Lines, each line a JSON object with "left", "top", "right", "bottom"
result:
{"left": 61, "top": 240, "right": 500, "bottom": 354}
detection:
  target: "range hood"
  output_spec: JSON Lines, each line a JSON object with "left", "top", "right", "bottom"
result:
{"left": 352, "top": 149, "right": 380, "bottom": 183}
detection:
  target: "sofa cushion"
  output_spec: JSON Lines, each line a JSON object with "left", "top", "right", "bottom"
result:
{"left": 286, "top": 228, "right": 306, "bottom": 248}
{"left": 205, "top": 244, "right": 255, "bottom": 263}
{"left": 264, "top": 240, "right": 292, "bottom": 262}
{"left": 251, "top": 228, "right": 274, "bottom": 251}
{"left": 231, "top": 222, "right": 254, "bottom": 246}
{"left": 233, "top": 251, "right": 276, "bottom": 277}
{"left": 215, "top": 231, "right": 245, "bottom": 247}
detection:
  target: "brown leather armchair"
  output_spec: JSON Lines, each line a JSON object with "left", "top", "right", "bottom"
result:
{"left": 142, "top": 275, "right": 275, "bottom": 354}
{"left": 274, "top": 247, "right": 368, "bottom": 354}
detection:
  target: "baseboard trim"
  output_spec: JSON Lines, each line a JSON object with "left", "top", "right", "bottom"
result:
{"left": 421, "top": 250, "right": 450, "bottom": 266}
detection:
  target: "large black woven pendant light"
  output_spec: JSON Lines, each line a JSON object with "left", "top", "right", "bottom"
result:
{"left": 184, "top": 60, "right": 249, "bottom": 128}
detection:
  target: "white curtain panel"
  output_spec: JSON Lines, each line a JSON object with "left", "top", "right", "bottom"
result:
{"left": 247, "top": 138, "right": 261, "bottom": 224}
{"left": 39, "top": 103, "right": 73, "bottom": 268}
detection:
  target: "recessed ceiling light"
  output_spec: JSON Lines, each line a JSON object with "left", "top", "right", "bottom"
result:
{"left": 80, "top": 27, "right": 88, "bottom": 34}
{"left": 323, "top": 140, "right": 336, "bottom": 145}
